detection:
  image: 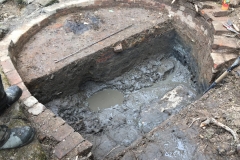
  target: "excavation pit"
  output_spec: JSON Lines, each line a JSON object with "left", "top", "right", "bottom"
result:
{"left": 6, "top": 2, "right": 214, "bottom": 159}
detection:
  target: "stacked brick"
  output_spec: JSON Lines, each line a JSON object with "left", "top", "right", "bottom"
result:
{"left": 0, "top": 0, "right": 238, "bottom": 159}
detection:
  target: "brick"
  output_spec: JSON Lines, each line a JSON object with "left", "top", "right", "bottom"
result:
{"left": 63, "top": 140, "right": 93, "bottom": 159}
{"left": 200, "top": 9, "right": 229, "bottom": 22}
{"left": 5, "top": 69, "right": 22, "bottom": 85}
{"left": 1, "top": 57, "right": 15, "bottom": 73}
{"left": 114, "top": 43, "right": 123, "bottom": 53}
{"left": 54, "top": 132, "right": 84, "bottom": 159}
{"left": 28, "top": 103, "right": 46, "bottom": 116}
{"left": 212, "top": 21, "right": 229, "bottom": 35}
{"left": 40, "top": 116, "right": 65, "bottom": 132}
{"left": 213, "top": 10, "right": 232, "bottom": 17}
{"left": 212, "top": 36, "right": 239, "bottom": 52}
{"left": 211, "top": 52, "right": 238, "bottom": 69}
{"left": 23, "top": 96, "right": 38, "bottom": 108}
{"left": 31, "top": 109, "right": 55, "bottom": 125}
{"left": 51, "top": 123, "right": 74, "bottom": 142}
{"left": 20, "top": 89, "right": 31, "bottom": 100}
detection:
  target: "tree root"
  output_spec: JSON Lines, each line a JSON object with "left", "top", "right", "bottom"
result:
{"left": 200, "top": 118, "right": 239, "bottom": 143}
{"left": 188, "top": 117, "right": 201, "bottom": 128}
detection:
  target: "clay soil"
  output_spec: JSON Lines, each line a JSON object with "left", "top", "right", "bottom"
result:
{"left": 1, "top": 0, "right": 240, "bottom": 160}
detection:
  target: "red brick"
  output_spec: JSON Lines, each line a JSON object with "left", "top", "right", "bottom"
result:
{"left": 63, "top": 140, "right": 93, "bottom": 159}
{"left": 211, "top": 52, "right": 238, "bottom": 69}
{"left": 212, "top": 21, "right": 229, "bottom": 35}
{"left": 1, "top": 57, "right": 15, "bottom": 73}
{"left": 213, "top": 10, "right": 232, "bottom": 17}
{"left": 201, "top": 8, "right": 229, "bottom": 22}
{"left": 54, "top": 132, "right": 84, "bottom": 159}
{"left": 20, "top": 89, "right": 31, "bottom": 100}
{"left": 77, "top": 140, "right": 92, "bottom": 156}
{"left": 5, "top": 70, "right": 22, "bottom": 85}
{"left": 31, "top": 109, "right": 55, "bottom": 125}
{"left": 40, "top": 116, "right": 65, "bottom": 133}
{"left": 212, "top": 36, "right": 239, "bottom": 52}
{"left": 51, "top": 123, "right": 74, "bottom": 142}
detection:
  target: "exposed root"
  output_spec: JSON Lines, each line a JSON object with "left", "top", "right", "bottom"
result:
{"left": 200, "top": 118, "right": 239, "bottom": 143}
{"left": 188, "top": 117, "right": 201, "bottom": 128}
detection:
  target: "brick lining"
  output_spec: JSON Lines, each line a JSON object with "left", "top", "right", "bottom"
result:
{"left": 0, "top": 0, "right": 237, "bottom": 159}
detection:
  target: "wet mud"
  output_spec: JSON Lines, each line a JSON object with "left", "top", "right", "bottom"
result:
{"left": 87, "top": 89, "right": 124, "bottom": 112}
{"left": 46, "top": 55, "right": 198, "bottom": 159}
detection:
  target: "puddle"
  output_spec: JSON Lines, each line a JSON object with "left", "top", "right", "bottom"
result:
{"left": 87, "top": 89, "right": 124, "bottom": 112}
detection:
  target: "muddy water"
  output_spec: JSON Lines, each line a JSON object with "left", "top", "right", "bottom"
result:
{"left": 46, "top": 55, "right": 198, "bottom": 160}
{"left": 87, "top": 89, "right": 124, "bottom": 112}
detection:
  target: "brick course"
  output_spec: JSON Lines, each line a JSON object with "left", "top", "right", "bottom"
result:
{"left": 0, "top": 0, "right": 239, "bottom": 159}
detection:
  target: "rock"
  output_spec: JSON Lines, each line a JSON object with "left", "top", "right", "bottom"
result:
{"left": 158, "top": 85, "right": 196, "bottom": 114}
{"left": 35, "top": 0, "right": 58, "bottom": 7}
{"left": 114, "top": 43, "right": 123, "bottom": 53}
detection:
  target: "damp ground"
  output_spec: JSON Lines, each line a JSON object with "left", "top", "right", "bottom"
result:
{"left": 45, "top": 55, "right": 199, "bottom": 159}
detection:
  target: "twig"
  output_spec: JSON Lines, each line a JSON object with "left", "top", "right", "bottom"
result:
{"left": 188, "top": 117, "right": 200, "bottom": 128}
{"left": 54, "top": 24, "right": 133, "bottom": 63}
{"left": 103, "top": 145, "right": 120, "bottom": 160}
{"left": 200, "top": 118, "right": 239, "bottom": 143}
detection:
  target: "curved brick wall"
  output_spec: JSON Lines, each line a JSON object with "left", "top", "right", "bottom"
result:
{"left": 0, "top": 0, "right": 225, "bottom": 159}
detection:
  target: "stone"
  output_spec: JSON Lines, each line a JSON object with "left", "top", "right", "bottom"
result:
{"left": 114, "top": 43, "right": 123, "bottom": 53}
{"left": 23, "top": 96, "right": 38, "bottom": 108}
{"left": 28, "top": 103, "right": 45, "bottom": 115}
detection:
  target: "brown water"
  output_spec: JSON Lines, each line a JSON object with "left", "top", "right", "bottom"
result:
{"left": 87, "top": 89, "right": 124, "bottom": 111}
